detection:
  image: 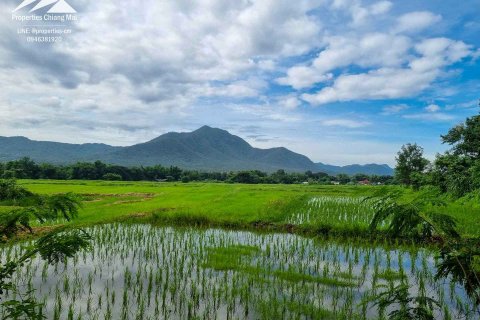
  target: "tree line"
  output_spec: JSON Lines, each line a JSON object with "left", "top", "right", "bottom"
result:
{"left": 0, "top": 158, "right": 394, "bottom": 185}
{"left": 395, "top": 105, "right": 480, "bottom": 197}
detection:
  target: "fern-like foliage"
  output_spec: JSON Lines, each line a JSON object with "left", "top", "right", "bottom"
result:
{"left": 0, "top": 208, "right": 34, "bottom": 241}
{"left": 368, "top": 188, "right": 480, "bottom": 311}
{"left": 371, "top": 284, "right": 439, "bottom": 320}
{"left": 0, "top": 228, "right": 91, "bottom": 293}
{"left": 0, "top": 192, "right": 82, "bottom": 243}
{"left": 367, "top": 188, "right": 459, "bottom": 240}
{"left": 0, "top": 179, "right": 90, "bottom": 319}
{"left": 435, "top": 238, "right": 480, "bottom": 306}
{"left": 36, "top": 192, "right": 82, "bottom": 222}
{"left": 0, "top": 294, "right": 44, "bottom": 320}
{"left": 36, "top": 228, "right": 91, "bottom": 264}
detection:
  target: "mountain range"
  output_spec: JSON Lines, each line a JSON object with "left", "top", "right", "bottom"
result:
{"left": 0, "top": 126, "right": 393, "bottom": 175}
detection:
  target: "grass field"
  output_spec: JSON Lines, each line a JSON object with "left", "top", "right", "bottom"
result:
{"left": 5, "top": 179, "right": 480, "bottom": 237}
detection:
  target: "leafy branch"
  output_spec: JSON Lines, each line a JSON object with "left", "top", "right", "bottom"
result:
{"left": 368, "top": 188, "right": 480, "bottom": 317}
{"left": 0, "top": 179, "right": 91, "bottom": 319}
{"left": 367, "top": 188, "right": 459, "bottom": 240}
{"left": 370, "top": 284, "right": 439, "bottom": 320}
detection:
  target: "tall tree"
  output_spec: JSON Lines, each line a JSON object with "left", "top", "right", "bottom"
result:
{"left": 432, "top": 108, "right": 480, "bottom": 196}
{"left": 395, "top": 143, "right": 429, "bottom": 187}
{"left": 441, "top": 113, "right": 480, "bottom": 159}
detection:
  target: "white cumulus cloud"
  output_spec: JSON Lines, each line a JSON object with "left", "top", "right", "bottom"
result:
{"left": 301, "top": 38, "right": 473, "bottom": 105}
{"left": 394, "top": 11, "right": 442, "bottom": 34}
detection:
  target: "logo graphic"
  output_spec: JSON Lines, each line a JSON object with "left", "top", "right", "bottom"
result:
{"left": 13, "top": 0, "right": 76, "bottom": 14}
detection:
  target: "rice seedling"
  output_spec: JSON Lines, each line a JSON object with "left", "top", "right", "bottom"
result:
{"left": 287, "top": 196, "right": 378, "bottom": 227}
{"left": 0, "top": 223, "right": 477, "bottom": 319}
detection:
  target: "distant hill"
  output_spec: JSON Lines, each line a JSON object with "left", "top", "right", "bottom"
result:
{"left": 0, "top": 136, "right": 120, "bottom": 164}
{"left": 315, "top": 163, "right": 394, "bottom": 176}
{"left": 102, "top": 126, "right": 317, "bottom": 172}
{"left": 0, "top": 126, "right": 393, "bottom": 175}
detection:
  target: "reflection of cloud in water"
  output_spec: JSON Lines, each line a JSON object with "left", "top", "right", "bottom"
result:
{"left": 0, "top": 224, "right": 476, "bottom": 319}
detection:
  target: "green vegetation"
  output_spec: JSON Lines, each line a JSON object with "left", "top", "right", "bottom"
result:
{"left": 369, "top": 111, "right": 480, "bottom": 317}
{"left": 396, "top": 110, "right": 480, "bottom": 197}
{"left": 0, "top": 157, "right": 394, "bottom": 185}
{"left": 0, "top": 179, "right": 478, "bottom": 319}
{"left": 2, "top": 179, "right": 477, "bottom": 237}
{"left": 367, "top": 188, "right": 480, "bottom": 317}
{"left": 12, "top": 180, "right": 377, "bottom": 228}
{"left": 368, "top": 188, "right": 460, "bottom": 240}
{"left": 0, "top": 180, "right": 90, "bottom": 319}
{"left": 202, "top": 244, "right": 358, "bottom": 287}
{"left": 395, "top": 143, "right": 429, "bottom": 189}
{"left": 371, "top": 284, "right": 440, "bottom": 320}
{"left": 1, "top": 224, "right": 476, "bottom": 319}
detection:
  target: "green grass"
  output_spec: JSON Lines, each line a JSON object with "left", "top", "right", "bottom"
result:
{"left": 13, "top": 179, "right": 374, "bottom": 226}
{"left": 202, "top": 244, "right": 358, "bottom": 289}
{"left": 202, "top": 245, "right": 261, "bottom": 271}
{"left": 2, "top": 179, "right": 479, "bottom": 238}
{"left": 375, "top": 269, "right": 406, "bottom": 281}
{"left": 272, "top": 270, "right": 358, "bottom": 287}
{"left": 257, "top": 298, "right": 358, "bottom": 320}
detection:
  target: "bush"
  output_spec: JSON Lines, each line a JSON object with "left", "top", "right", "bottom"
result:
{"left": 102, "top": 173, "right": 123, "bottom": 181}
{"left": 0, "top": 179, "right": 33, "bottom": 201}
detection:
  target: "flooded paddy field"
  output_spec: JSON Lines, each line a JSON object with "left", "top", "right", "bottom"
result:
{"left": 287, "top": 196, "right": 378, "bottom": 227}
{"left": 1, "top": 223, "right": 477, "bottom": 319}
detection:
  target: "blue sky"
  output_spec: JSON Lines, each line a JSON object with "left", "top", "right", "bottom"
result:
{"left": 0, "top": 0, "right": 479, "bottom": 166}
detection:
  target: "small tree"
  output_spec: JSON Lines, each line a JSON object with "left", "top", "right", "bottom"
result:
{"left": 336, "top": 174, "right": 350, "bottom": 184}
{"left": 395, "top": 143, "right": 429, "bottom": 188}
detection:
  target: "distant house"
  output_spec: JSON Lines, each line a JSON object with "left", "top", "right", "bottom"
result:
{"left": 302, "top": 181, "right": 309, "bottom": 185}
{"left": 331, "top": 181, "right": 340, "bottom": 185}
{"left": 155, "top": 179, "right": 168, "bottom": 182}
{"left": 358, "top": 179, "right": 370, "bottom": 185}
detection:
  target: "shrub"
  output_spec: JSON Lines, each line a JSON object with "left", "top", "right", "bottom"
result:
{"left": 102, "top": 173, "right": 123, "bottom": 181}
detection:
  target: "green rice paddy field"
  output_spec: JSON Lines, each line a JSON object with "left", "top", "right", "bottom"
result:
{"left": 1, "top": 180, "right": 480, "bottom": 319}
{"left": 9, "top": 179, "right": 480, "bottom": 237}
